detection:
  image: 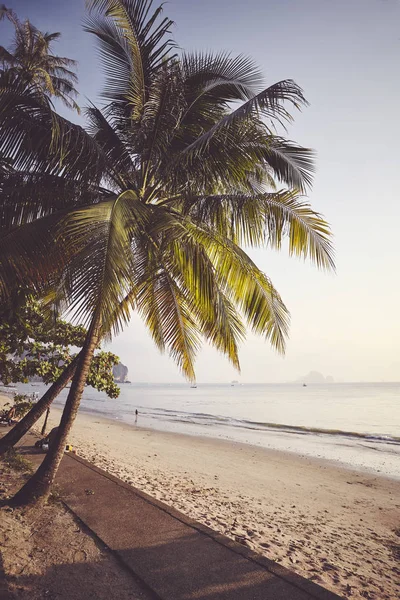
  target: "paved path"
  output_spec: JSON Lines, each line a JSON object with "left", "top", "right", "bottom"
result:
{"left": 16, "top": 432, "right": 343, "bottom": 600}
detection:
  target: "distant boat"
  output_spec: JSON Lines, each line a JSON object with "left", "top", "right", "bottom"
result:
{"left": 303, "top": 383, "right": 307, "bottom": 387}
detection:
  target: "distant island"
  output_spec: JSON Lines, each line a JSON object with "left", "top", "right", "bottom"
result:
{"left": 295, "top": 371, "right": 334, "bottom": 384}
{"left": 113, "top": 363, "right": 129, "bottom": 383}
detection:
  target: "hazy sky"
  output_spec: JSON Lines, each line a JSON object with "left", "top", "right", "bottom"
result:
{"left": 4, "top": 0, "right": 400, "bottom": 382}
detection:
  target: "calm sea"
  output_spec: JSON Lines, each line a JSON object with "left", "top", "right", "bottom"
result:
{"left": 9, "top": 382, "right": 400, "bottom": 479}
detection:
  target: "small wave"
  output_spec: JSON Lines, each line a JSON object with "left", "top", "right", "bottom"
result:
{"left": 234, "top": 419, "right": 400, "bottom": 444}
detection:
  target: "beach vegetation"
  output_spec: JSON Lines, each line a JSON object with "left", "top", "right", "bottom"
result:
{"left": 0, "top": 292, "right": 120, "bottom": 457}
{"left": 3, "top": 447, "right": 33, "bottom": 474}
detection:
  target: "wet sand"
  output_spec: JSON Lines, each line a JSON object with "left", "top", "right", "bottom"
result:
{"left": 1, "top": 395, "right": 399, "bottom": 599}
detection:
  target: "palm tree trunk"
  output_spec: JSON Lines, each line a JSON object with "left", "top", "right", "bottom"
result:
{"left": 0, "top": 355, "right": 79, "bottom": 456}
{"left": 41, "top": 408, "right": 50, "bottom": 436}
{"left": 9, "top": 313, "right": 101, "bottom": 507}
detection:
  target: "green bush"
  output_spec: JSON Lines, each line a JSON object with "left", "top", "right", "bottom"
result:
{"left": 11, "top": 393, "right": 36, "bottom": 418}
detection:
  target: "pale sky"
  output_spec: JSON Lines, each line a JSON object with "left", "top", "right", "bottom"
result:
{"left": 5, "top": 0, "right": 400, "bottom": 382}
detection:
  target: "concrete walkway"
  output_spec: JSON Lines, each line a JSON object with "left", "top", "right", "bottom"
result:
{"left": 17, "top": 432, "right": 343, "bottom": 600}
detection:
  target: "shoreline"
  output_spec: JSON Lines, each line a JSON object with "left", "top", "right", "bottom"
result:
{"left": 1, "top": 395, "right": 399, "bottom": 599}
{"left": 53, "top": 403, "right": 400, "bottom": 483}
{"left": 8, "top": 383, "right": 400, "bottom": 480}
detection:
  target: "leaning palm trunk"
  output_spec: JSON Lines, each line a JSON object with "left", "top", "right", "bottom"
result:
{"left": 0, "top": 354, "right": 79, "bottom": 456}
{"left": 41, "top": 408, "right": 51, "bottom": 436}
{"left": 10, "top": 315, "right": 101, "bottom": 507}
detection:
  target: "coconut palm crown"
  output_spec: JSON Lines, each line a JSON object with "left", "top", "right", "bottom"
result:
{"left": 1, "top": 0, "right": 333, "bottom": 380}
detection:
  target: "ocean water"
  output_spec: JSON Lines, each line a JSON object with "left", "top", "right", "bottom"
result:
{"left": 9, "top": 382, "right": 400, "bottom": 479}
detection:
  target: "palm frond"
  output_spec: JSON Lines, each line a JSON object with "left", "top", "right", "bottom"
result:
{"left": 0, "top": 78, "right": 106, "bottom": 183}
{"left": 136, "top": 262, "right": 200, "bottom": 381}
{"left": 159, "top": 117, "right": 265, "bottom": 196}
{"left": 181, "top": 51, "right": 263, "bottom": 108}
{"left": 262, "top": 190, "right": 334, "bottom": 269}
{"left": 0, "top": 171, "right": 107, "bottom": 233}
{"left": 262, "top": 136, "right": 315, "bottom": 191}
{"left": 84, "top": 13, "right": 137, "bottom": 107}
{"left": 168, "top": 236, "right": 245, "bottom": 369}
{"left": 0, "top": 210, "right": 73, "bottom": 303}
{"left": 162, "top": 110, "right": 314, "bottom": 195}
{"left": 42, "top": 31, "right": 62, "bottom": 45}
{"left": 177, "top": 190, "right": 334, "bottom": 270}
{"left": 0, "top": 5, "right": 19, "bottom": 27}
{"left": 139, "top": 62, "right": 185, "bottom": 188}
{"left": 0, "top": 46, "right": 16, "bottom": 65}
{"left": 86, "top": 0, "right": 175, "bottom": 119}
{"left": 55, "top": 193, "right": 149, "bottom": 331}
{"left": 85, "top": 104, "right": 134, "bottom": 186}
{"left": 184, "top": 79, "right": 308, "bottom": 156}
{"left": 180, "top": 219, "right": 290, "bottom": 354}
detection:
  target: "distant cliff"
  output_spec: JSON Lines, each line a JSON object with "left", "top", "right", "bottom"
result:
{"left": 296, "top": 371, "right": 334, "bottom": 384}
{"left": 113, "top": 363, "right": 128, "bottom": 383}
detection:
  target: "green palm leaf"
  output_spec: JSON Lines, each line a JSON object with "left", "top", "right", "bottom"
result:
{"left": 178, "top": 189, "right": 334, "bottom": 270}
{"left": 0, "top": 171, "right": 102, "bottom": 233}
{"left": 86, "top": 0, "right": 175, "bottom": 118}
{"left": 168, "top": 237, "right": 245, "bottom": 369}
{"left": 262, "top": 137, "right": 315, "bottom": 192}
{"left": 181, "top": 51, "right": 263, "bottom": 107}
{"left": 184, "top": 79, "right": 308, "bottom": 153}
{"left": 135, "top": 263, "right": 201, "bottom": 381}
{"left": 0, "top": 77, "right": 106, "bottom": 183}
{"left": 178, "top": 219, "right": 290, "bottom": 354}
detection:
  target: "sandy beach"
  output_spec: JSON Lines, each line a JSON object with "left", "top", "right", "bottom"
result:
{"left": 1, "top": 394, "right": 399, "bottom": 600}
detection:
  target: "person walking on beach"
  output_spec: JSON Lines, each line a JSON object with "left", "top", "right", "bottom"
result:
{"left": 135, "top": 409, "right": 138, "bottom": 424}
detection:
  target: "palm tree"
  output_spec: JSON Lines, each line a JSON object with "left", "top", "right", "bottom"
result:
{"left": 0, "top": 0, "right": 334, "bottom": 506}
{"left": 0, "top": 4, "right": 80, "bottom": 112}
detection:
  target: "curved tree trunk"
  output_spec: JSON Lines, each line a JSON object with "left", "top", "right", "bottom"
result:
{"left": 10, "top": 314, "right": 101, "bottom": 507}
{"left": 0, "top": 354, "right": 79, "bottom": 456}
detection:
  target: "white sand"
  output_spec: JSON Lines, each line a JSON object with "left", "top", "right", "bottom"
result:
{"left": 2, "top": 395, "right": 399, "bottom": 600}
